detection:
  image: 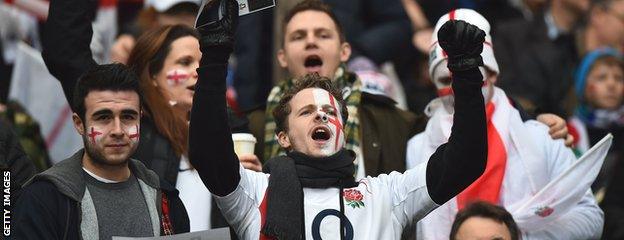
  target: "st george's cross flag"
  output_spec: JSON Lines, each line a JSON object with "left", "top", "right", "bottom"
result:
{"left": 509, "top": 134, "right": 612, "bottom": 231}
{"left": 9, "top": 42, "right": 82, "bottom": 163}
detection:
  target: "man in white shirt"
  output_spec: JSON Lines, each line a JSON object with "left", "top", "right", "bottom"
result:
{"left": 189, "top": 0, "right": 491, "bottom": 239}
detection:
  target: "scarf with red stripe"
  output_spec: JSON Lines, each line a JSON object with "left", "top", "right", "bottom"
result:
{"left": 421, "top": 87, "right": 548, "bottom": 208}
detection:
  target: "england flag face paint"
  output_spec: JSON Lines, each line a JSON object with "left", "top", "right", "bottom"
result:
{"left": 87, "top": 126, "right": 104, "bottom": 145}
{"left": 166, "top": 69, "right": 191, "bottom": 86}
{"left": 126, "top": 124, "right": 140, "bottom": 144}
{"left": 311, "top": 88, "right": 345, "bottom": 155}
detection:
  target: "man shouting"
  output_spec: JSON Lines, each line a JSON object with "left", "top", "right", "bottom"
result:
{"left": 189, "top": 0, "right": 488, "bottom": 239}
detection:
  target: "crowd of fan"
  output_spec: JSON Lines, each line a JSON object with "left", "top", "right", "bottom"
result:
{"left": 1, "top": 0, "right": 624, "bottom": 239}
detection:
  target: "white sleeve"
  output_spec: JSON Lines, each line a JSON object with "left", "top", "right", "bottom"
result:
{"left": 405, "top": 134, "right": 425, "bottom": 170}
{"left": 523, "top": 123, "right": 603, "bottom": 239}
{"left": 372, "top": 161, "right": 438, "bottom": 227}
{"left": 213, "top": 164, "right": 268, "bottom": 239}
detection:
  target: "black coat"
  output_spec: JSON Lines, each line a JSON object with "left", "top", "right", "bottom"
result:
{"left": 0, "top": 118, "right": 36, "bottom": 205}
{"left": 12, "top": 151, "right": 189, "bottom": 240}
{"left": 11, "top": 179, "right": 189, "bottom": 240}
{"left": 133, "top": 118, "right": 181, "bottom": 186}
{"left": 494, "top": 12, "right": 579, "bottom": 117}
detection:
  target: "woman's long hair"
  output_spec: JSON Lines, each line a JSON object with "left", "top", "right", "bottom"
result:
{"left": 126, "top": 25, "right": 199, "bottom": 157}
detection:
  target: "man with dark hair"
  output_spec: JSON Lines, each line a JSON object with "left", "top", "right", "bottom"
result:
{"left": 189, "top": 0, "right": 488, "bottom": 239}
{"left": 450, "top": 201, "right": 521, "bottom": 240}
{"left": 256, "top": 0, "right": 425, "bottom": 180}
{"left": 13, "top": 63, "right": 189, "bottom": 239}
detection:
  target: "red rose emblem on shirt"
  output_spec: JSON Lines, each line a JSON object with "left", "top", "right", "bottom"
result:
{"left": 534, "top": 206, "right": 554, "bottom": 217}
{"left": 343, "top": 189, "right": 365, "bottom": 208}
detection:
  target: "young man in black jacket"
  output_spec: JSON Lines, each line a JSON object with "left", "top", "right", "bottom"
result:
{"left": 189, "top": 0, "right": 487, "bottom": 239}
{"left": 12, "top": 64, "right": 189, "bottom": 240}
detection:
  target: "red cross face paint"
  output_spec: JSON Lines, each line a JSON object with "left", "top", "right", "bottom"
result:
{"left": 126, "top": 124, "right": 140, "bottom": 144}
{"left": 81, "top": 90, "right": 141, "bottom": 167}
{"left": 88, "top": 126, "right": 104, "bottom": 145}
{"left": 312, "top": 88, "right": 345, "bottom": 156}
{"left": 166, "top": 69, "right": 191, "bottom": 86}
{"left": 151, "top": 36, "right": 200, "bottom": 112}
{"left": 285, "top": 88, "right": 346, "bottom": 157}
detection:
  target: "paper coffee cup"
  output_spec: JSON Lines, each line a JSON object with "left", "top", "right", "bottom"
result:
{"left": 232, "top": 133, "right": 257, "bottom": 156}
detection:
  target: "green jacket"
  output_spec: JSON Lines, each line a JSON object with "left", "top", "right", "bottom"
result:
{"left": 0, "top": 101, "right": 51, "bottom": 172}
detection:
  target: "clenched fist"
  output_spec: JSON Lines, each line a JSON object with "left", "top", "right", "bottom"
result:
{"left": 437, "top": 20, "right": 485, "bottom": 72}
{"left": 195, "top": 0, "right": 239, "bottom": 63}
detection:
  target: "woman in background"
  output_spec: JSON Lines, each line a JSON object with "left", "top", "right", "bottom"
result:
{"left": 127, "top": 24, "right": 261, "bottom": 232}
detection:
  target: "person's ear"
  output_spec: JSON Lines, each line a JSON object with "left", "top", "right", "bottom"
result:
{"left": 72, "top": 113, "right": 85, "bottom": 136}
{"left": 277, "top": 48, "right": 289, "bottom": 68}
{"left": 277, "top": 131, "right": 291, "bottom": 149}
{"left": 339, "top": 42, "right": 352, "bottom": 62}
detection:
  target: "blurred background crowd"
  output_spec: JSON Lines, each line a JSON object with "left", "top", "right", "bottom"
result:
{"left": 2, "top": 0, "right": 624, "bottom": 238}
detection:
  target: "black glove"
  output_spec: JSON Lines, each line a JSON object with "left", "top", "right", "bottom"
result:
{"left": 437, "top": 20, "right": 485, "bottom": 72}
{"left": 195, "top": 0, "right": 239, "bottom": 64}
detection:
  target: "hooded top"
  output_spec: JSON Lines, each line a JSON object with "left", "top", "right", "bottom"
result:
{"left": 16, "top": 149, "right": 171, "bottom": 239}
{"left": 572, "top": 48, "right": 624, "bottom": 132}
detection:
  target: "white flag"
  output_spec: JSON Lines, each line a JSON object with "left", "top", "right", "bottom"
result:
{"left": 9, "top": 42, "right": 82, "bottom": 163}
{"left": 510, "top": 134, "right": 613, "bottom": 231}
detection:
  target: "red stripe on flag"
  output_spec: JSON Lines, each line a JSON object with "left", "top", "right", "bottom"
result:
{"left": 45, "top": 105, "right": 72, "bottom": 148}
{"left": 457, "top": 102, "right": 507, "bottom": 209}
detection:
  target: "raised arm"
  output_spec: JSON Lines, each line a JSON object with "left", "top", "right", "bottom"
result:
{"left": 188, "top": 0, "right": 240, "bottom": 197}
{"left": 42, "top": 0, "right": 98, "bottom": 106}
{"left": 425, "top": 20, "right": 488, "bottom": 204}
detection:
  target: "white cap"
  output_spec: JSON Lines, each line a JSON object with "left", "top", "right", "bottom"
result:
{"left": 144, "top": 0, "right": 201, "bottom": 12}
{"left": 429, "top": 9, "right": 499, "bottom": 81}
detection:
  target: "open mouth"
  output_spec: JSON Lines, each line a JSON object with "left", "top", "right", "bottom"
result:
{"left": 304, "top": 55, "right": 323, "bottom": 72}
{"left": 311, "top": 126, "right": 331, "bottom": 141}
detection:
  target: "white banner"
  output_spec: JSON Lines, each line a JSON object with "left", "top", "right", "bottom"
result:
{"left": 9, "top": 42, "right": 82, "bottom": 163}
{"left": 510, "top": 134, "right": 613, "bottom": 231}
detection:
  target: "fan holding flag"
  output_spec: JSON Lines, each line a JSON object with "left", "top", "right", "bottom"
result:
{"left": 406, "top": 9, "right": 605, "bottom": 239}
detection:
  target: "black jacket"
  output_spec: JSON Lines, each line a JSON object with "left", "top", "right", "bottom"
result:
{"left": 0, "top": 118, "right": 36, "bottom": 206}
{"left": 12, "top": 150, "right": 189, "bottom": 240}
{"left": 602, "top": 152, "right": 624, "bottom": 239}
{"left": 133, "top": 118, "right": 181, "bottom": 186}
{"left": 494, "top": 12, "right": 578, "bottom": 117}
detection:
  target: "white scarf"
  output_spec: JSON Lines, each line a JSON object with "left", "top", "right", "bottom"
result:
{"left": 417, "top": 87, "right": 551, "bottom": 239}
